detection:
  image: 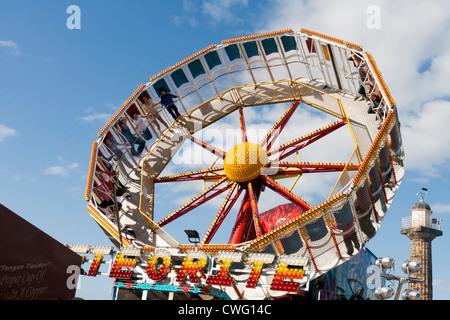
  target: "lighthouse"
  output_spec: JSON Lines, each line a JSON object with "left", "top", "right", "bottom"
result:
{"left": 400, "top": 189, "right": 443, "bottom": 300}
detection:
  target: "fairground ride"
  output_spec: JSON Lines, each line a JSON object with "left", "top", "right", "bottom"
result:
{"left": 75, "top": 29, "right": 404, "bottom": 300}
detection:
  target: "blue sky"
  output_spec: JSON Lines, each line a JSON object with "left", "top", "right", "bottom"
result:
{"left": 1, "top": 0, "right": 450, "bottom": 300}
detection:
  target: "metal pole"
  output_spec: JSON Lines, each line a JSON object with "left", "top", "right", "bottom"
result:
{"left": 394, "top": 278, "right": 406, "bottom": 300}
{"left": 112, "top": 180, "right": 124, "bottom": 248}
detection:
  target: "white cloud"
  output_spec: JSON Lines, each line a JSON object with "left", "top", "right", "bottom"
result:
{"left": 183, "top": 0, "right": 197, "bottom": 13}
{"left": 67, "top": 162, "right": 79, "bottom": 170}
{"left": 44, "top": 162, "right": 79, "bottom": 177}
{"left": 104, "top": 102, "right": 121, "bottom": 110}
{"left": 44, "top": 166, "right": 69, "bottom": 177}
{"left": 171, "top": 15, "right": 182, "bottom": 27}
{"left": 401, "top": 100, "right": 450, "bottom": 175}
{"left": 69, "top": 186, "right": 81, "bottom": 198}
{"left": 431, "top": 204, "right": 450, "bottom": 214}
{"left": 172, "top": 0, "right": 248, "bottom": 28}
{"left": 11, "top": 174, "right": 21, "bottom": 182}
{"left": 0, "top": 40, "right": 21, "bottom": 56}
{"left": 202, "top": 0, "right": 249, "bottom": 25}
{"left": 170, "top": 0, "right": 199, "bottom": 28}
{"left": 187, "top": 16, "right": 199, "bottom": 28}
{"left": 0, "top": 124, "right": 17, "bottom": 142}
{"left": 79, "top": 112, "right": 112, "bottom": 122}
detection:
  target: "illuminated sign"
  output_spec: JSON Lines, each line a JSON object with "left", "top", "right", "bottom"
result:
{"left": 69, "top": 245, "right": 310, "bottom": 294}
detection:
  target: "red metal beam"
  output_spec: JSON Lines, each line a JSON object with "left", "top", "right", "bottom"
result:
{"left": 247, "top": 182, "right": 262, "bottom": 238}
{"left": 269, "top": 161, "right": 360, "bottom": 175}
{"left": 239, "top": 106, "right": 248, "bottom": 143}
{"left": 190, "top": 136, "right": 227, "bottom": 160}
{"left": 202, "top": 183, "right": 243, "bottom": 244}
{"left": 229, "top": 191, "right": 251, "bottom": 244}
{"left": 268, "top": 119, "right": 347, "bottom": 160}
{"left": 260, "top": 100, "right": 300, "bottom": 151}
{"left": 155, "top": 166, "right": 225, "bottom": 183}
{"left": 158, "top": 177, "right": 230, "bottom": 227}
{"left": 262, "top": 176, "right": 312, "bottom": 212}
{"left": 229, "top": 183, "right": 263, "bottom": 244}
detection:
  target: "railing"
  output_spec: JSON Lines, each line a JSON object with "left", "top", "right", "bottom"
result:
{"left": 402, "top": 216, "right": 442, "bottom": 231}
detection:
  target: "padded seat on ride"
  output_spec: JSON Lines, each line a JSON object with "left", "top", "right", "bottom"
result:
{"left": 368, "top": 165, "right": 387, "bottom": 212}
{"left": 389, "top": 123, "right": 403, "bottom": 160}
{"left": 334, "top": 202, "right": 360, "bottom": 255}
{"left": 279, "top": 230, "right": 303, "bottom": 255}
{"left": 355, "top": 184, "right": 377, "bottom": 239}
{"left": 378, "top": 145, "right": 393, "bottom": 185}
{"left": 305, "top": 217, "right": 328, "bottom": 242}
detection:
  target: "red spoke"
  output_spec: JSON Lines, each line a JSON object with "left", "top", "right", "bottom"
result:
{"left": 155, "top": 166, "right": 225, "bottom": 183}
{"left": 269, "top": 161, "right": 360, "bottom": 176}
{"left": 202, "top": 183, "right": 243, "bottom": 244}
{"left": 239, "top": 106, "right": 248, "bottom": 143}
{"left": 157, "top": 177, "right": 229, "bottom": 227}
{"left": 260, "top": 100, "right": 300, "bottom": 151}
{"left": 262, "top": 176, "right": 312, "bottom": 212}
{"left": 268, "top": 119, "right": 347, "bottom": 160}
{"left": 190, "top": 136, "right": 227, "bottom": 160}
{"left": 248, "top": 182, "right": 262, "bottom": 238}
{"left": 154, "top": 102, "right": 351, "bottom": 247}
{"left": 229, "top": 183, "right": 264, "bottom": 244}
{"left": 229, "top": 190, "right": 252, "bottom": 244}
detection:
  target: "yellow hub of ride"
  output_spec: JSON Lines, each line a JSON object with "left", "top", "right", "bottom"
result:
{"left": 224, "top": 142, "right": 268, "bottom": 183}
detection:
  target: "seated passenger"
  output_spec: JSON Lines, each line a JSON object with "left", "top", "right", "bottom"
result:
{"left": 365, "top": 82, "right": 383, "bottom": 116}
{"left": 104, "top": 137, "right": 140, "bottom": 180}
{"left": 98, "top": 169, "right": 128, "bottom": 197}
{"left": 97, "top": 153, "right": 127, "bottom": 185}
{"left": 116, "top": 117, "right": 146, "bottom": 157}
{"left": 347, "top": 53, "right": 368, "bottom": 101}
{"left": 104, "top": 138, "right": 134, "bottom": 169}
{"left": 130, "top": 111, "right": 152, "bottom": 141}
{"left": 94, "top": 181, "right": 122, "bottom": 212}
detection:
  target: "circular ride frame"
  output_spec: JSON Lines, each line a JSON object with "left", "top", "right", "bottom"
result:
{"left": 84, "top": 29, "right": 404, "bottom": 298}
